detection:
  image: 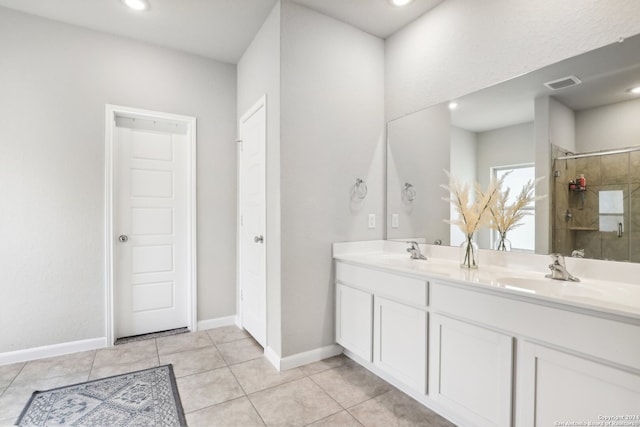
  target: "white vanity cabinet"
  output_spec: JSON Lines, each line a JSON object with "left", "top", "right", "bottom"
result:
{"left": 334, "top": 254, "right": 640, "bottom": 427}
{"left": 335, "top": 261, "right": 428, "bottom": 394}
{"left": 336, "top": 283, "right": 373, "bottom": 361}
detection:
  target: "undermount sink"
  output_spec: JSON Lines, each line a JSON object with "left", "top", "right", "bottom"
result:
{"left": 365, "top": 253, "right": 454, "bottom": 276}
{"left": 369, "top": 253, "right": 416, "bottom": 261}
{"left": 495, "top": 276, "right": 605, "bottom": 299}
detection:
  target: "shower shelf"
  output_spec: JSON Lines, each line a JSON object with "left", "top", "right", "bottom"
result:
{"left": 568, "top": 227, "right": 598, "bottom": 231}
{"left": 568, "top": 184, "right": 587, "bottom": 192}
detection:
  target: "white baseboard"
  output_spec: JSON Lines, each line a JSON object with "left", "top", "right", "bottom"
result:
{"left": 0, "top": 337, "right": 107, "bottom": 366}
{"left": 264, "top": 344, "right": 344, "bottom": 371}
{"left": 264, "top": 346, "right": 281, "bottom": 370}
{"left": 197, "top": 316, "right": 237, "bottom": 331}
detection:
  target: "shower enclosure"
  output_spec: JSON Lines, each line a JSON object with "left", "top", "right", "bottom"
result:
{"left": 552, "top": 145, "right": 640, "bottom": 262}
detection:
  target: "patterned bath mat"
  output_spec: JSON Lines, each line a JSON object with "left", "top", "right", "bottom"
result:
{"left": 16, "top": 365, "right": 186, "bottom": 426}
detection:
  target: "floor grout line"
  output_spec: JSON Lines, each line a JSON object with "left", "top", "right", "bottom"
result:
{"left": 344, "top": 406, "right": 367, "bottom": 427}
{"left": 243, "top": 371, "right": 306, "bottom": 397}
{"left": 243, "top": 390, "right": 269, "bottom": 426}
{"left": 2, "top": 362, "right": 27, "bottom": 394}
{"left": 87, "top": 348, "right": 98, "bottom": 381}
{"left": 306, "top": 371, "right": 349, "bottom": 411}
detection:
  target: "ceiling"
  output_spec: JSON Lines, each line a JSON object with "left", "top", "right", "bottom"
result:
{"left": 0, "top": 0, "right": 443, "bottom": 64}
{"left": 450, "top": 33, "right": 640, "bottom": 133}
{"left": 292, "top": 0, "right": 443, "bottom": 39}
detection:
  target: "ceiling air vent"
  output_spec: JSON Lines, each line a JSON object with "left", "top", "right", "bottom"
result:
{"left": 544, "top": 75, "right": 582, "bottom": 90}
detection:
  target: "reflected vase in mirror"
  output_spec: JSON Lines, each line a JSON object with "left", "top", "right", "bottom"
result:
{"left": 460, "top": 234, "right": 479, "bottom": 269}
{"left": 495, "top": 232, "right": 512, "bottom": 251}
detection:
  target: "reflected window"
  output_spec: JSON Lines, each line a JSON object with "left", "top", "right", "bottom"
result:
{"left": 599, "top": 190, "right": 624, "bottom": 234}
{"left": 493, "top": 164, "right": 536, "bottom": 252}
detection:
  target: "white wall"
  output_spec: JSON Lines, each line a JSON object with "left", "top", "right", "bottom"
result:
{"left": 0, "top": 7, "right": 237, "bottom": 353}
{"left": 385, "top": 0, "right": 640, "bottom": 122}
{"left": 549, "top": 98, "right": 577, "bottom": 153}
{"left": 476, "top": 122, "right": 535, "bottom": 187}
{"left": 386, "top": 105, "right": 450, "bottom": 243}
{"left": 534, "top": 97, "right": 552, "bottom": 254}
{"left": 576, "top": 98, "right": 640, "bottom": 153}
{"left": 534, "top": 97, "right": 576, "bottom": 253}
{"left": 237, "top": 2, "right": 283, "bottom": 356}
{"left": 280, "top": 1, "right": 385, "bottom": 357}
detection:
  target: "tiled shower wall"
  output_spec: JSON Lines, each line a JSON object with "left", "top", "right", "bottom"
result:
{"left": 552, "top": 145, "right": 640, "bottom": 262}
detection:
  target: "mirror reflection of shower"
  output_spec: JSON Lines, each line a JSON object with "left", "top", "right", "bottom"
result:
{"left": 552, "top": 146, "right": 639, "bottom": 262}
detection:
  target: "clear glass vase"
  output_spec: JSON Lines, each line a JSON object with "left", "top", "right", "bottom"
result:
{"left": 495, "top": 232, "right": 512, "bottom": 251}
{"left": 460, "top": 234, "right": 479, "bottom": 269}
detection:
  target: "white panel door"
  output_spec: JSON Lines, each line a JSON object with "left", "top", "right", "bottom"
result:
{"left": 114, "top": 126, "right": 188, "bottom": 338}
{"left": 373, "top": 296, "right": 427, "bottom": 393}
{"left": 517, "top": 341, "right": 640, "bottom": 427}
{"left": 336, "top": 283, "right": 373, "bottom": 362}
{"left": 239, "top": 97, "right": 266, "bottom": 347}
{"left": 429, "top": 314, "right": 513, "bottom": 427}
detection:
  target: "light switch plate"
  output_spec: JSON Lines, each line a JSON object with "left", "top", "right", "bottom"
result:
{"left": 368, "top": 214, "right": 376, "bottom": 229}
{"left": 392, "top": 214, "right": 399, "bottom": 228}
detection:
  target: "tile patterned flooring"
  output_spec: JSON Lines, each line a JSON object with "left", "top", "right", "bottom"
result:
{"left": 0, "top": 326, "right": 455, "bottom": 426}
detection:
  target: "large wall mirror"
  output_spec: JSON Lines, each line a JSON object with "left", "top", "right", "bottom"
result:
{"left": 386, "top": 32, "right": 640, "bottom": 262}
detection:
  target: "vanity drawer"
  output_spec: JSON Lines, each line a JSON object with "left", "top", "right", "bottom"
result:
{"left": 336, "top": 262, "right": 428, "bottom": 307}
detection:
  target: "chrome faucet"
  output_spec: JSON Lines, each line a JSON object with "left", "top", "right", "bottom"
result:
{"left": 571, "top": 249, "right": 585, "bottom": 258}
{"left": 545, "top": 253, "right": 580, "bottom": 282}
{"left": 406, "top": 241, "right": 427, "bottom": 260}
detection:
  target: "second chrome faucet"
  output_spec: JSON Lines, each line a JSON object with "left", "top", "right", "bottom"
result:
{"left": 407, "top": 241, "right": 427, "bottom": 260}
{"left": 545, "top": 253, "right": 580, "bottom": 282}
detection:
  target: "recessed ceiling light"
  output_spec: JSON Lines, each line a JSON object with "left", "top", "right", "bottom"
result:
{"left": 628, "top": 86, "right": 640, "bottom": 95}
{"left": 389, "top": 0, "right": 414, "bottom": 6}
{"left": 448, "top": 101, "right": 459, "bottom": 110}
{"left": 121, "top": 0, "right": 149, "bottom": 11}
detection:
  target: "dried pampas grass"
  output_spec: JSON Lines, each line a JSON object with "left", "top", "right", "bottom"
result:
{"left": 441, "top": 170, "right": 506, "bottom": 236}
{"left": 487, "top": 176, "right": 545, "bottom": 235}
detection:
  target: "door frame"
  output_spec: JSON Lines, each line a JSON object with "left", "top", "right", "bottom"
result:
{"left": 237, "top": 95, "right": 267, "bottom": 345}
{"left": 104, "top": 104, "right": 197, "bottom": 346}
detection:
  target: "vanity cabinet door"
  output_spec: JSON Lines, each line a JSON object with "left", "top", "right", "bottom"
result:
{"left": 373, "top": 296, "right": 427, "bottom": 394}
{"left": 336, "top": 283, "right": 373, "bottom": 362}
{"left": 516, "top": 341, "right": 640, "bottom": 427}
{"left": 429, "top": 314, "right": 513, "bottom": 427}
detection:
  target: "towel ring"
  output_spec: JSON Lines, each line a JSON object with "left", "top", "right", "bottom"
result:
{"left": 352, "top": 178, "right": 368, "bottom": 200}
{"left": 403, "top": 182, "right": 416, "bottom": 202}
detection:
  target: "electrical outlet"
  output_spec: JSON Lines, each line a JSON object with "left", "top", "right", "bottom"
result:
{"left": 368, "top": 214, "right": 376, "bottom": 229}
{"left": 392, "top": 214, "right": 399, "bottom": 228}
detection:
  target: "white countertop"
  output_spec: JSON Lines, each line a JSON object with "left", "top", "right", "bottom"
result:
{"left": 333, "top": 241, "right": 640, "bottom": 321}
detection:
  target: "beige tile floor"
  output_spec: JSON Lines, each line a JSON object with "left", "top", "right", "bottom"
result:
{"left": 0, "top": 326, "right": 455, "bottom": 426}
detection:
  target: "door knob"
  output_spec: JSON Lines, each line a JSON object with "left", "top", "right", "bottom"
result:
{"left": 254, "top": 235, "right": 264, "bottom": 244}
{"left": 119, "top": 235, "right": 129, "bottom": 243}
